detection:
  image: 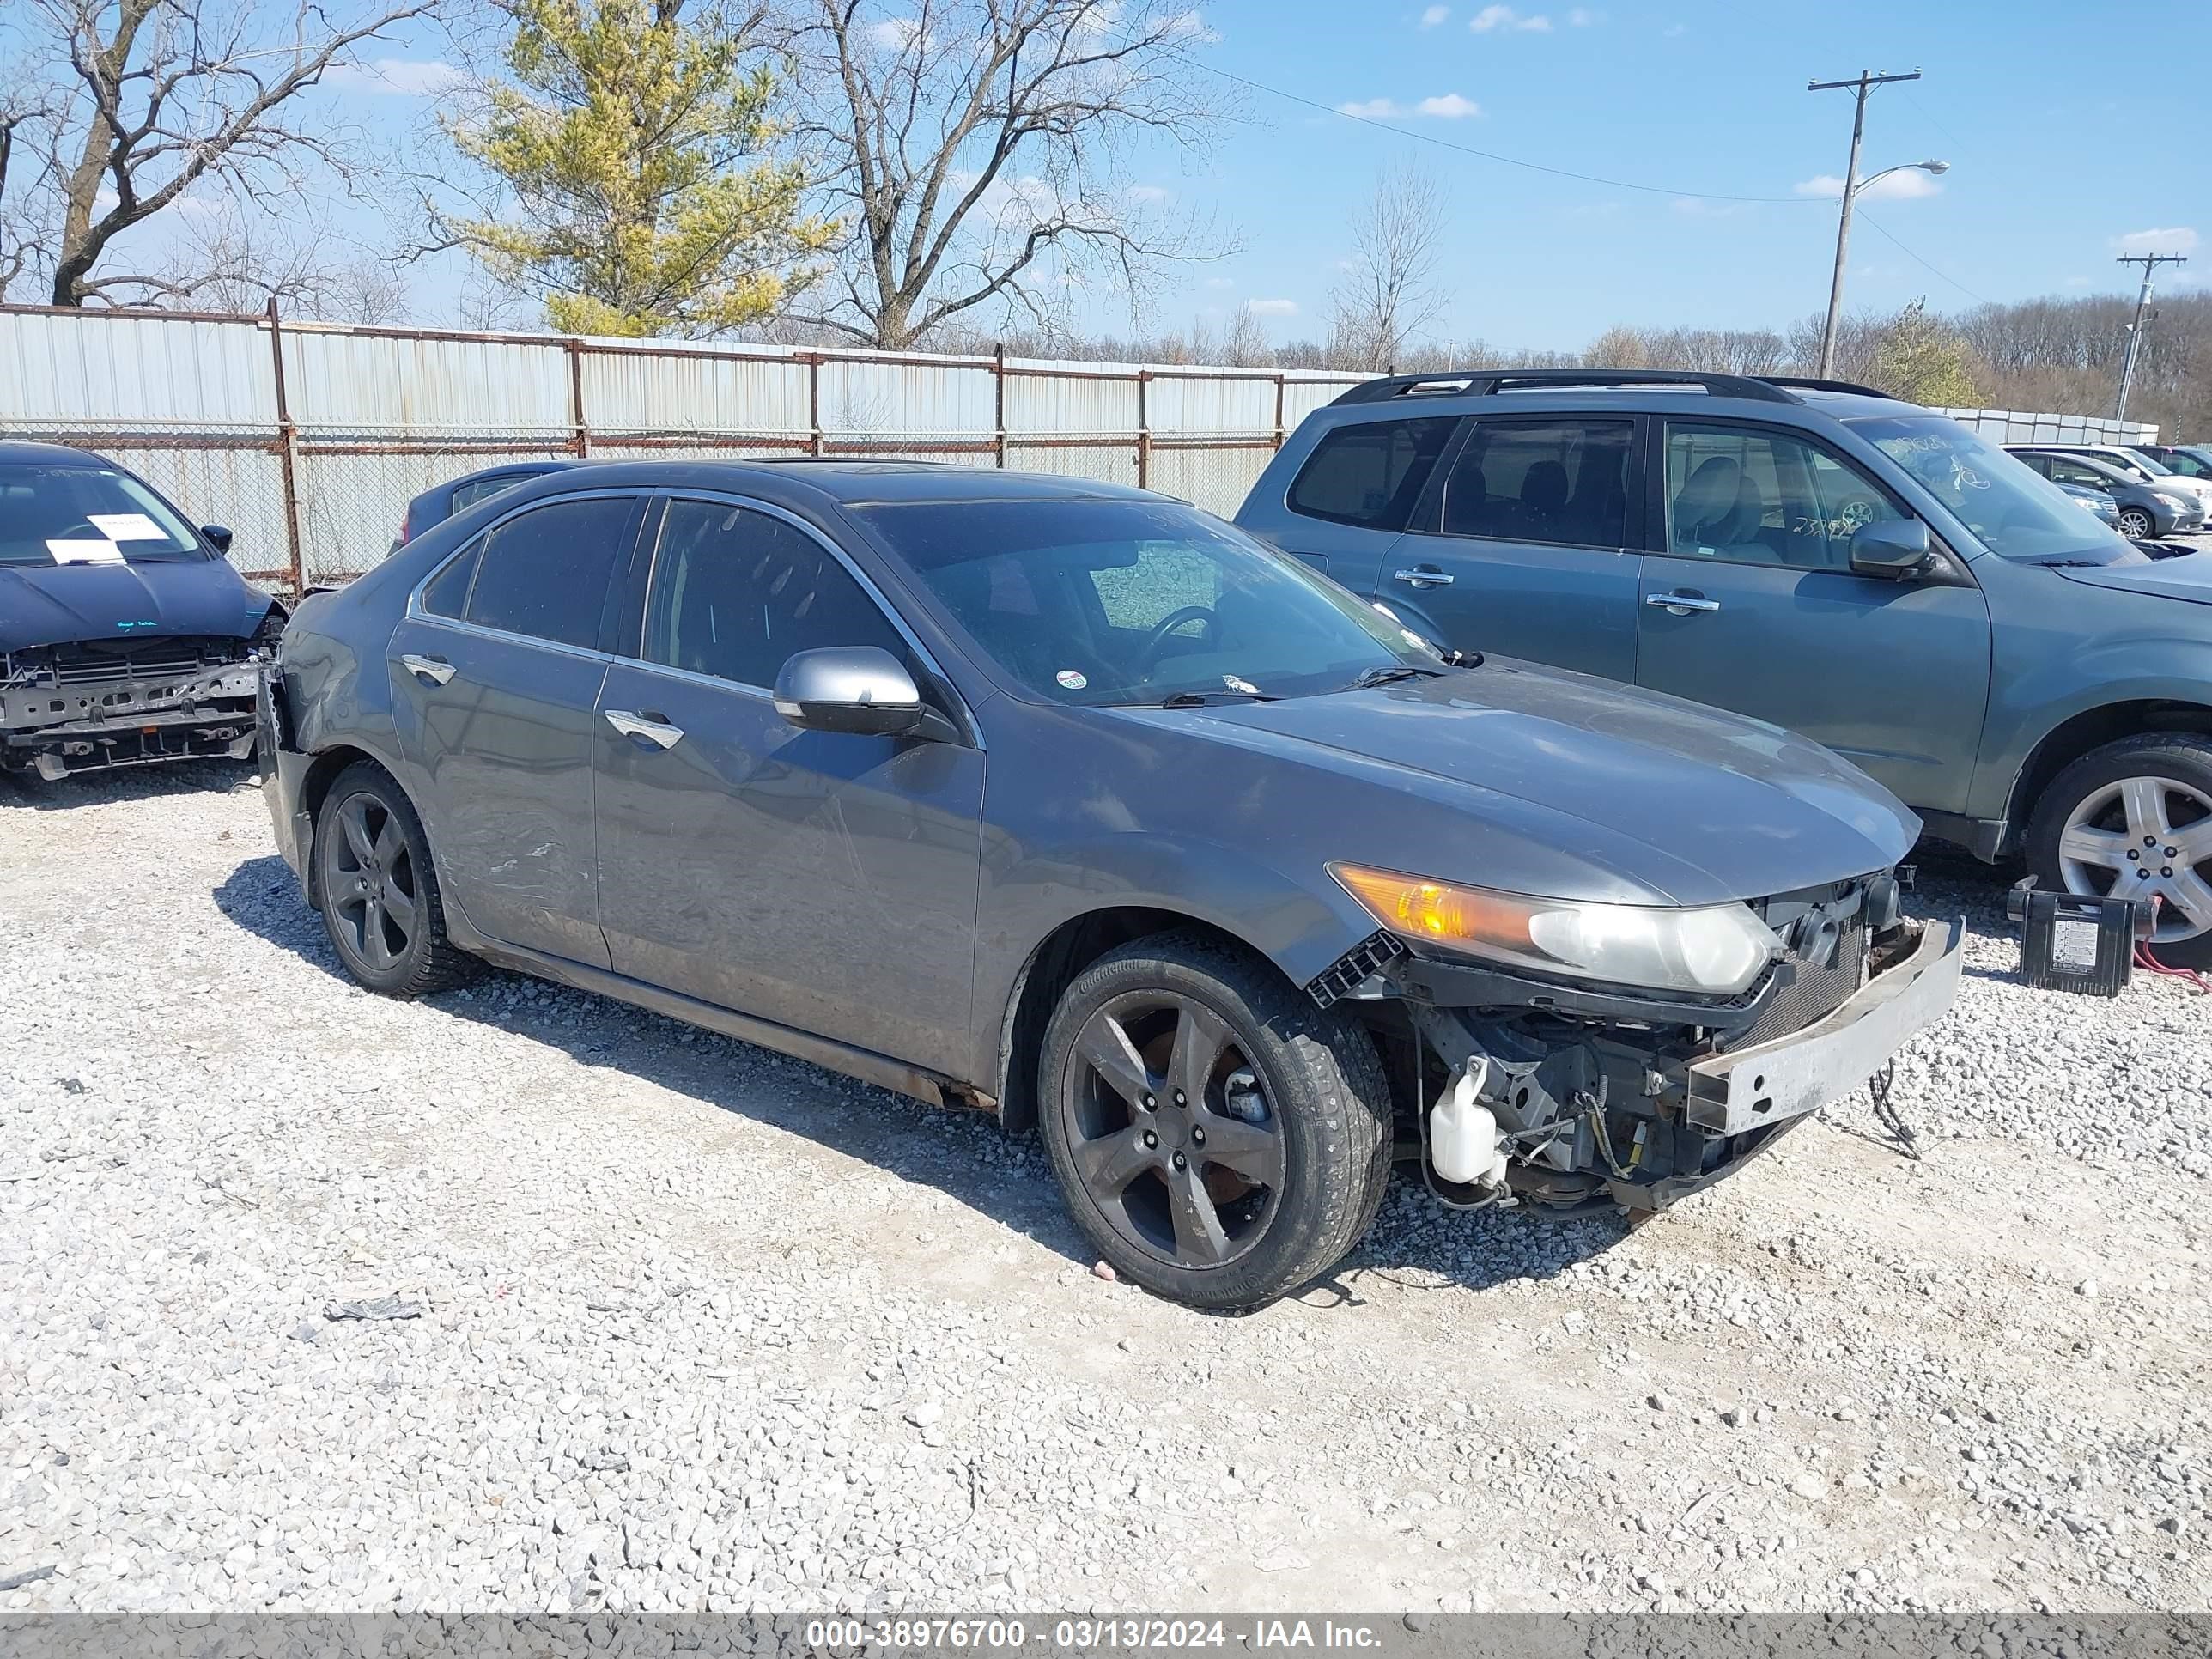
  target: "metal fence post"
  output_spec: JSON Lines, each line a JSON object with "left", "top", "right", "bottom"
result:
{"left": 265, "top": 299, "right": 307, "bottom": 593}
{"left": 1273, "top": 374, "right": 1287, "bottom": 450}
{"left": 994, "top": 343, "right": 1008, "bottom": 468}
{"left": 1136, "top": 370, "right": 1151, "bottom": 489}
{"left": 807, "top": 354, "right": 825, "bottom": 456}
{"left": 567, "top": 338, "right": 591, "bottom": 457}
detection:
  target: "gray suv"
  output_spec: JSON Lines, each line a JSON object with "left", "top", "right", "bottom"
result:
{"left": 1237, "top": 369, "right": 2212, "bottom": 965}
{"left": 260, "top": 461, "right": 1959, "bottom": 1309}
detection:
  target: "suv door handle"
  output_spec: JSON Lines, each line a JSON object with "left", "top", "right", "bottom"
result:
{"left": 1394, "top": 566, "right": 1454, "bottom": 588}
{"left": 399, "top": 653, "right": 457, "bottom": 685}
{"left": 605, "top": 708, "right": 684, "bottom": 750}
{"left": 1645, "top": 592, "right": 1721, "bottom": 615}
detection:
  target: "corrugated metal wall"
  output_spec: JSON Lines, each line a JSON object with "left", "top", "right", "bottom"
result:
{"left": 0, "top": 306, "right": 2165, "bottom": 587}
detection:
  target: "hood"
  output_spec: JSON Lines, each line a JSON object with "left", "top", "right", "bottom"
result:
{"left": 1115, "top": 660, "right": 1920, "bottom": 908}
{"left": 2055, "top": 550, "right": 2212, "bottom": 607}
{"left": 0, "top": 557, "right": 270, "bottom": 653}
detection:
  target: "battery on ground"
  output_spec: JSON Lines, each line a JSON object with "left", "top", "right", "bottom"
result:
{"left": 2006, "top": 878, "right": 2153, "bottom": 997}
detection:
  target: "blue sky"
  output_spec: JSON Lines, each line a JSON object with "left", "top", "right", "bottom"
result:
{"left": 313, "top": 0, "right": 2208, "bottom": 348}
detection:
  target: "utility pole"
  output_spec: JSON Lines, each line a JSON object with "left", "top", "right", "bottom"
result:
{"left": 2113, "top": 252, "right": 2187, "bottom": 422}
{"left": 1808, "top": 68, "right": 1922, "bottom": 379}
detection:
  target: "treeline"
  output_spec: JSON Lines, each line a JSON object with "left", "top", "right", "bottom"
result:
{"left": 926, "top": 289, "right": 2210, "bottom": 439}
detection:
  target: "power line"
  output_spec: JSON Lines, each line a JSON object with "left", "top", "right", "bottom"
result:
{"left": 1175, "top": 53, "right": 1821, "bottom": 205}
{"left": 1855, "top": 212, "right": 1993, "bottom": 306}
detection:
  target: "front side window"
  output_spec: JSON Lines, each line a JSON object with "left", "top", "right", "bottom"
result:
{"left": 1285, "top": 417, "right": 1455, "bottom": 529}
{"left": 0, "top": 464, "right": 204, "bottom": 567}
{"left": 641, "top": 500, "right": 906, "bottom": 689}
{"left": 1437, "top": 418, "right": 1631, "bottom": 549}
{"left": 855, "top": 498, "right": 1435, "bottom": 707}
{"left": 1854, "top": 417, "right": 2136, "bottom": 563}
{"left": 1662, "top": 422, "right": 1908, "bottom": 572}
{"left": 464, "top": 495, "right": 637, "bottom": 648}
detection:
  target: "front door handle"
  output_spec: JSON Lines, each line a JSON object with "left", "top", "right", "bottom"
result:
{"left": 605, "top": 708, "right": 684, "bottom": 750}
{"left": 1645, "top": 591, "right": 1722, "bottom": 615}
{"left": 1395, "top": 566, "right": 1454, "bottom": 588}
{"left": 399, "top": 653, "right": 457, "bottom": 685}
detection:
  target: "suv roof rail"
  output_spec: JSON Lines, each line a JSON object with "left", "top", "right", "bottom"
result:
{"left": 1753, "top": 374, "right": 1894, "bottom": 398}
{"left": 1329, "top": 367, "right": 1800, "bottom": 406}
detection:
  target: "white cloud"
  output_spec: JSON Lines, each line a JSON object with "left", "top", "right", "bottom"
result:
{"left": 1419, "top": 3, "right": 1449, "bottom": 24}
{"left": 1337, "top": 93, "right": 1480, "bottom": 119}
{"left": 2063, "top": 276, "right": 2093, "bottom": 289}
{"left": 1794, "top": 169, "right": 1942, "bottom": 202}
{"left": 2112, "top": 226, "right": 2198, "bottom": 255}
{"left": 1126, "top": 184, "right": 1173, "bottom": 204}
{"left": 1469, "top": 4, "right": 1551, "bottom": 31}
{"left": 1204, "top": 275, "right": 1236, "bottom": 289}
{"left": 325, "top": 57, "right": 466, "bottom": 96}
{"left": 1662, "top": 21, "right": 1686, "bottom": 35}
{"left": 1567, "top": 6, "right": 1599, "bottom": 22}
{"left": 1672, "top": 197, "right": 1753, "bottom": 218}
{"left": 1245, "top": 298, "right": 1298, "bottom": 316}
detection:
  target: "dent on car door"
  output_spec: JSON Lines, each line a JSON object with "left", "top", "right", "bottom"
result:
{"left": 1633, "top": 419, "right": 1992, "bottom": 814}
{"left": 386, "top": 491, "right": 644, "bottom": 968}
{"left": 591, "top": 495, "right": 984, "bottom": 1077}
{"left": 1386, "top": 416, "right": 1643, "bottom": 680}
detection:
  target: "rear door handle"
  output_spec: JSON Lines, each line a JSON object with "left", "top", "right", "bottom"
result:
{"left": 1395, "top": 566, "right": 1454, "bottom": 588}
{"left": 1645, "top": 592, "right": 1721, "bottom": 615}
{"left": 605, "top": 708, "right": 684, "bottom": 750}
{"left": 399, "top": 653, "right": 456, "bottom": 685}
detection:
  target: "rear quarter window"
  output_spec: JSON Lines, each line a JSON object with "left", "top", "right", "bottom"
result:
{"left": 1285, "top": 417, "right": 1456, "bottom": 530}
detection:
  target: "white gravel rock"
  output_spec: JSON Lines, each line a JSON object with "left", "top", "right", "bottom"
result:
{"left": 0, "top": 764, "right": 2208, "bottom": 1615}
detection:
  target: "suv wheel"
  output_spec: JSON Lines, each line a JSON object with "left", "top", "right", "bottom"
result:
{"left": 1037, "top": 933, "right": 1392, "bottom": 1310}
{"left": 2116, "top": 506, "right": 2155, "bottom": 539}
{"left": 314, "top": 762, "right": 479, "bottom": 996}
{"left": 2026, "top": 734, "right": 2212, "bottom": 968}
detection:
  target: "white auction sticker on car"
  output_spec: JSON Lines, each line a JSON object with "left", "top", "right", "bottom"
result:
{"left": 48, "top": 538, "right": 125, "bottom": 564}
{"left": 1055, "top": 669, "right": 1087, "bottom": 690}
{"left": 86, "top": 513, "right": 167, "bottom": 542}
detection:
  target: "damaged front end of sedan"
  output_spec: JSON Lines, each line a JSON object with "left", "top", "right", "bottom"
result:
{"left": 1311, "top": 867, "right": 1964, "bottom": 1220}
{"left": 0, "top": 631, "right": 276, "bottom": 780}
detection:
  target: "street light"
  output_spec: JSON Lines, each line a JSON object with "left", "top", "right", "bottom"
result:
{"left": 1816, "top": 158, "right": 1949, "bottom": 378}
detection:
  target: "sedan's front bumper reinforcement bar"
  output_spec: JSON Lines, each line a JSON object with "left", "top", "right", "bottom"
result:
{"left": 1684, "top": 916, "right": 1966, "bottom": 1137}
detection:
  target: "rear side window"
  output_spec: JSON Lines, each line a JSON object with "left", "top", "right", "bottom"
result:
{"left": 422, "top": 544, "right": 480, "bottom": 617}
{"left": 1286, "top": 417, "right": 1455, "bottom": 529}
{"left": 465, "top": 495, "right": 637, "bottom": 649}
{"left": 1437, "top": 419, "right": 1632, "bottom": 550}
{"left": 451, "top": 475, "right": 530, "bottom": 513}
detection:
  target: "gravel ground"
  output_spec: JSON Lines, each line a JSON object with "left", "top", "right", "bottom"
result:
{"left": 2, "top": 762, "right": 2209, "bottom": 1616}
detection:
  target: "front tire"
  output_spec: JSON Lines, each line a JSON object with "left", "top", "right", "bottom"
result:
{"left": 2026, "top": 734, "right": 2212, "bottom": 968}
{"left": 2117, "top": 507, "right": 2155, "bottom": 540}
{"left": 1037, "top": 933, "right": 1393, "bottom": 1310}
{"left": 313, "top": 762, "right": 479, "bottom": 996}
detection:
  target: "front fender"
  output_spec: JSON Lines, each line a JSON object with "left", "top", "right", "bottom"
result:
{"left": 1974, "top": 638, "right": 2212, "bottom": 823}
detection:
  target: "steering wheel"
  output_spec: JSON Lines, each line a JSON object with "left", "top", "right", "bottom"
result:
{"left": 1138, "top": 605, "right": 1218, "bottom": 668}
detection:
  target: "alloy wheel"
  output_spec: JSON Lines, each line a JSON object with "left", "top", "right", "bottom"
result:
{"left": 2056, "top": 775, "right": 2212, "bottom": 944}
{"left": 1060, "top": 991, "right": 1287, "bottom": 1269}
{"left": 2118, "top": 508, "right": 2154, "bottom": 538}
{"left": 328, "top": 793, "right": 421, "bottom": 970}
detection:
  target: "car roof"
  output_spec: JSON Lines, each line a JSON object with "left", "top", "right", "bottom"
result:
{"left": 1316, "top": 368, "right": 1921, "bottom": 428}
{"left": 0, "top": 440, "right": 112, "bottom": 466}
{"left": 519, "top": 457, "right": 1165, "bottom": 509}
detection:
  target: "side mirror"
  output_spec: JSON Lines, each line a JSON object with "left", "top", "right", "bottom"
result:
{"left": 200, "top": 524, "right": 234, "bottom": 554}
{"left": 774, "top": 645, "right": 928, "bottom": 738}
{"left": 1849, "top": 518, "right": 1931, "bottom": 580}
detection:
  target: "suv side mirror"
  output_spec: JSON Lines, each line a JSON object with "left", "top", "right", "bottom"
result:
{"left": 774, "top": 645, "right": 933, "bottom": 738}
{"left": 200, "top": 524, "right": 234, "bottom": 554}
{"left": 1849, "top": 518, "right": 1931, "bottom": 580}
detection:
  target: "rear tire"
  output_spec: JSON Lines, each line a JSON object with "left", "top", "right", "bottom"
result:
{"left": 313, "top": 762, "right": 479, "bottom": 996}
{"left": 1037, "top": 932, "right": 1393, "bottom": 1310}
{"left": 2026, "top": 733, "right": 2212, "bottom": 969}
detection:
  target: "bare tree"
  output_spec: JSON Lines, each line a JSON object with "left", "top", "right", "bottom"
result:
{"left": 14, "top": 0, "right": 434, "bottom": 307}
{"left": 1327, "top": 163, "right": 1449, "bottom": 371}
{"left": 788, "top": 0, "right": 1232, "bottom": 349}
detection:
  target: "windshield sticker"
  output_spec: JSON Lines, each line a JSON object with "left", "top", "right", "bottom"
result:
{"left": 1223, "top": 674, "right": 1261, "bottom": 696}
{"left": 48, "top": 538, "right": 125, "bottom": 564}
{"left": 86, "top": 513, "right": 167, "bottom": 542}
{"left": 1054, "top": 669, "right": 1087, "bottom": 690}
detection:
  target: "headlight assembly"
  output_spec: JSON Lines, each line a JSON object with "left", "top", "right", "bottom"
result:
{"left": 1330, "top": 864, "right": 1784, "bottom": 996}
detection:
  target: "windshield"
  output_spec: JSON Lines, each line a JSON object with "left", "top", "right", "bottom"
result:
{"left": 0, "top": 465, "right": 206, "bottom": 567}
{"left": 854, "top": 498, "right": 1437, "bottom": 706}
{"left": 1848, "top": 416, "right": 2138, "bottom": 564}
{"left": 2122, "top": 448, "right": 2181, "bottom": 477}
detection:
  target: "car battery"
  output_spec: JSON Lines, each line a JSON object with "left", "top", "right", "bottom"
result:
{"left": 2005, "top": 878, "right": 2153, "bottom": 996}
